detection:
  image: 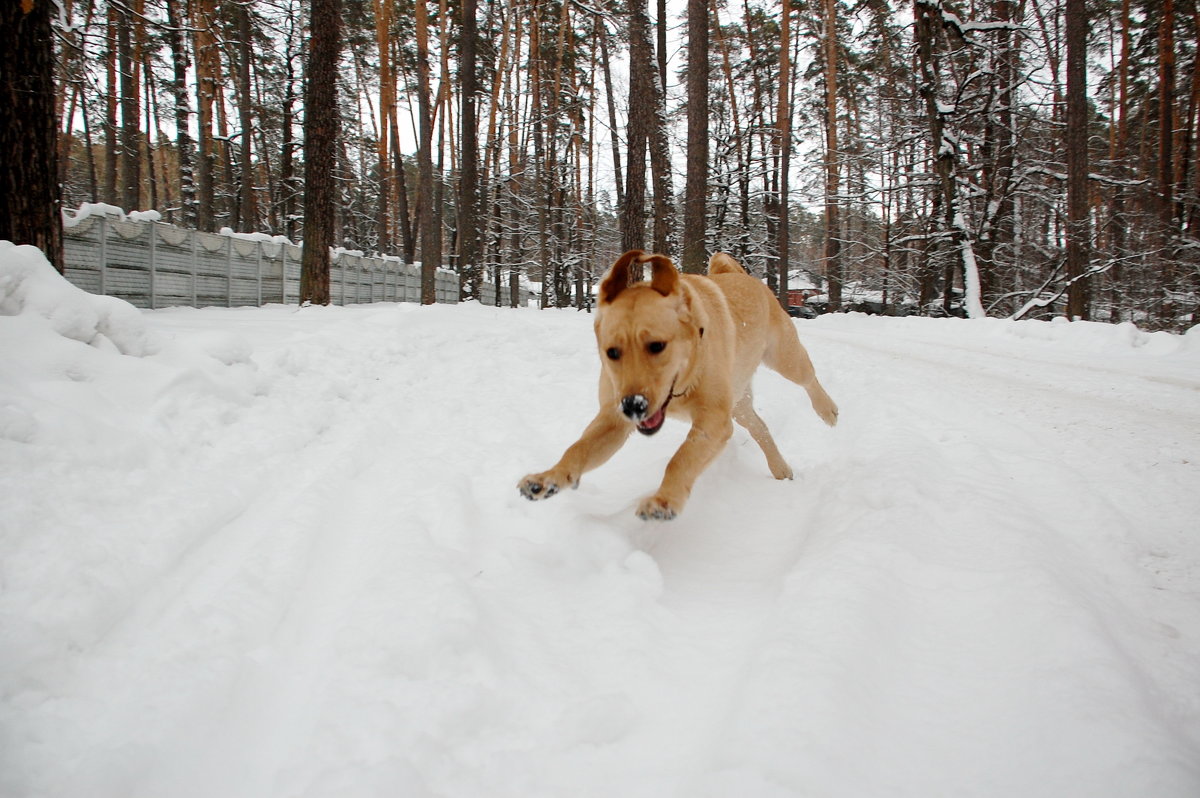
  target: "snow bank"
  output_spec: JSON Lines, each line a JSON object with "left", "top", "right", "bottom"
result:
{"left": 986, "top": 314, "right": 1195, "bottom": 354}
{"left": 0, "top": 241, "right": 155, "bottom": 356}
{"left": 0, "top": 241, "right": 263, "bottom": 693}
{"left": 0, "top": 240, "right": 259, "bottom": 471}
{"left": 811, "top": 310, "right": 1199, "bottom": 358}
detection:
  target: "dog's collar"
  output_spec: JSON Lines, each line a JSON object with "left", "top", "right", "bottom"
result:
{"left": 667, "top": 328, "right": 701, "bottom": 400}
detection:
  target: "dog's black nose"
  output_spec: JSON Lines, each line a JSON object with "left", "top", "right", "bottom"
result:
{"left": 621, "top": 394, "right": 649, "bottom": 420}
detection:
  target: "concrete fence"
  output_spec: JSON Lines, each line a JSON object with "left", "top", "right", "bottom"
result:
{"left": 61, "top": 211, "right": 529, "bottom": 310}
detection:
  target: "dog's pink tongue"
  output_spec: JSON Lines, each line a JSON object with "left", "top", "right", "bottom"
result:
{"left": 639, "top": 407, "right": 665, "bottom": 431}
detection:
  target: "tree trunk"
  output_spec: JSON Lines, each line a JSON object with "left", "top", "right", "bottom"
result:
{"left": 1158, "top": 0, "right": 1176, "bottom": 234}
{"left": 822, "top": 0, "right": 842, "bottom": 309}
{"left": 192, "top": 0, "right": 218, "bottom": 231}
{"left": 103, "top": 6, "right": 118, "bottom": 205}
{"left": 776, "top": 0, "right": 792, "bottom": 303}
{"left": 598, "top": 20, "right": 625, "bottom": 211}
{"left": 915, "top": 0, "right": 984, "bottom": 318}
{"left": 535, "top": 0, "right": 560, "bottom": 306}
{"left": 1186, "top": 3, "right": 1200, "bottom": 235}
{"left": 300, "top": 0, "right": 343, "bottom": 305}
{"left": 504, "top": 19, "right": 524, "bottom": 307}
{"left": 80, "top": 90, "right": 99, "bottom": 203}
{"left": 0, "top": 0, "right": 63, "bottom": 272}
{"left": 390, "top": 116, "right": 415, "bottom": 262}
{"left": 622, "top": 0, "right": 654, "bottom": 255}
{"left": 682, "top": 0, "right": 709, "bottom": 274}
{"left": 435, "top": 0, "right": 453, "bottom": 269}
{"left": 374, "top": 0, "right": 395, "bottom": 251}
{"left": 234, "top": 2, "right": 257, "bottom": 232}
{"left": 647, "top": 64, "right": 675, "bottom": 254}
{"left": 657, "top": 0, "right": 668, "bottom": 95}
{"left": 459, "top": 0, "right": 483, "bottom": 298}
{"left": 976, "top": 0, "right": 1018, "bottom": 309}
{"left": 713, "top": 0, "right": 748, "bottom": 260}
{"left": 1108, "top": 0, "right": 1131, "bottom": 319}
{"left": 117, "top": 5, "right": 140, "bottom": 210}
{"left": 165, "top": 0, "right": 196, "bottom": 227}
{"left": 214, "top": 69, "right": 234, "bottom": 230}
{"left": 280, "top": 12, "right": 302, "bottom": 241}
{"left": 415, "top": 0, "right": 440, "bottom": 303}
{"left": 143, "top": 49, "right": 161, "bottom": 213}
{"left": 1065, "top": 0, "right": 1090, "bottom": 319}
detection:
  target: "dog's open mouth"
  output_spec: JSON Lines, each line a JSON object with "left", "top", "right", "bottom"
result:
{"left": 637, "top": 397, "right": 670, "bottom": 436}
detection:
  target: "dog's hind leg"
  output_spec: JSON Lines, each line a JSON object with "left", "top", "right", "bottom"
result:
{"left": 733, "top": 391, "right": 793, "bottom": 480}
{"left": 764, "top": 313, "right": 839, "bottom": 427}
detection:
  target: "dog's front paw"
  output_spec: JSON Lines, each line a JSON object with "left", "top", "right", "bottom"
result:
{"left": 518, "top": 471, "right": 574, "bottom": 501}
{"left": 636, "top": 495, "right": 680, "bottom": 521}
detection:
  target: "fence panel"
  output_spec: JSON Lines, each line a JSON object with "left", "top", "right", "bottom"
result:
{"left": 61, "top": 216, "right": 104, "bottom": 295}
{"left": 60, "top": 212, "right": 532, "bottom": 310}
{"left": 152, "top": 224, "right": 195, "bottom": 308}
{"left": 62, "top": 210, "right": 535, "bottom": 309}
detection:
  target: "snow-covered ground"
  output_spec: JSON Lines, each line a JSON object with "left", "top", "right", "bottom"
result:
{"left": 2, "top": 241, "right": 1199, "bottom": 797}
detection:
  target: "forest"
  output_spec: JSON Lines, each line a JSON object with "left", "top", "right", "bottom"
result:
{"left": 36, "top": 0, "right": 1200, "bottom": 327}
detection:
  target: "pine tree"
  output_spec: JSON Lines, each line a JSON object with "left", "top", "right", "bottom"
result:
{"left": 1065, "top": 0, "right": 1090, "bottom": 319}
{"left": 681, "top": 0, "right": 709, "bottom": 274}
{"left": 0, "top": 0, "right": 63, "bottom": 272}
{"left": 416, "top": 0, "right": 440, "bottom": 304}
{"left": 300, "top": 0, "right": 343, "bottom": 305}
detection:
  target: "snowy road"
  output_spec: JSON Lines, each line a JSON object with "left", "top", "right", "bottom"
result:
{"left": 2, "top": 248, "right": 1199, "bottom": 797}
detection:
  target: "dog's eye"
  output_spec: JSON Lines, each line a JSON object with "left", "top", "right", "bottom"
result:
{"left": 606, "top": 347, "right": 621, "bottom": 360}
{"left": 647, "top": 341, "right": 667, "bottom": 355}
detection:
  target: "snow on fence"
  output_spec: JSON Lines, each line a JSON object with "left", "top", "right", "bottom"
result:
{"left": 61, "top": 209, "right": 529, "bottom": 310}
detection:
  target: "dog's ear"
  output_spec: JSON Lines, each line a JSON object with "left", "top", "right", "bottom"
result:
{"left": 639, "top": 253, "right": 680, "bottom": 297}
{"left": 600, "top": 250, "right": 644, "bottom": 304}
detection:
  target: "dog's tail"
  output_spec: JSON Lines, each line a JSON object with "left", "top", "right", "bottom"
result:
{"left": 708, "top": 252, "right": 748, "bottom": 276}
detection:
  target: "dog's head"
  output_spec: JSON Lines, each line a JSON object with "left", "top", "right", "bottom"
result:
{"left": 594, "top": 250, "right": 704, "bottom": 436}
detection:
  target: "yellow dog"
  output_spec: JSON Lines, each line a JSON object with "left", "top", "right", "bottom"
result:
{"left": 519, "top": 249, "right": 838, "bottom": 520}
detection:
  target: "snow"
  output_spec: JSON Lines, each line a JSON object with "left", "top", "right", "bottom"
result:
{"left": 62, "top": 203, "right": 162, "bottom": 228}
{"left": 952, "top": 210, "right": 987, "bottom": 319}
{"left": 61, "top": 202, "right": 125, "bottom": 227}
{"left": 2, "top": 243, "right": 1199, "bottom": 797}
{"left": 220, "top": 227, "right": 295, "bottom": 246}
{"left": 785, "top": 269, "right": 822, "bottom": 291}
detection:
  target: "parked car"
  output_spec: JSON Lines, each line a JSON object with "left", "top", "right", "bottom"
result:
{"left": 923, "top": 302, "right": 967, "bottom": 318}
{"left": 846, "top": 300, "right": 885, "bottom": 315}
{"left": 787, "top": 304, "right": 818, "bottom": 319}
